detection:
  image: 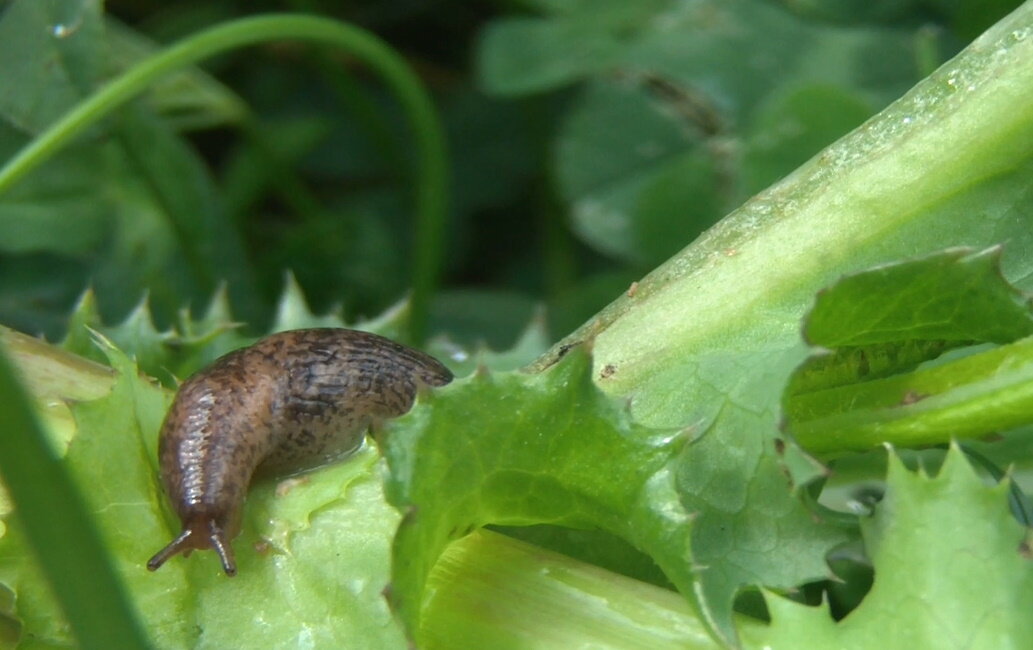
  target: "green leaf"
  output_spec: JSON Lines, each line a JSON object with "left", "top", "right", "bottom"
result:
{"left": 60, "top": 287, "right": 238, "bottom": 384}
{"left": 93, "top": 106, "right": 260, "bottom": 325}
{"left": 948, "top": 0, "right": 1027, "bottom": 41}
{"left": 786, "top": 248, "right": 1033, "bottom": 454}
{"left": 221, "top": 116, "right": 332, "bottom": 220}
{"left": 529, "top": 2, "right": 1033, "bottom": 642}
{"left": 0, "top": 334, "right": 149, "bottom": 648}
{"left": 664, "top": 346, "right": 853, "bottom": 644}
{"left": 1, "top": 325, "right": 114, "bottom": 457}
{"left": 489, "top": 523, "right": 674, "bottom": 589}
{"left": 632, "top": 149, "right": 724, "bottom": 264}
{"left": 269, "top": 271, "right": 349, "bottom": 332}
{"left": 478, "top": 0, "right": 919, "bottom": 104}
{"left": 0, "top": 175, "right": 109, "bottom": 257}
{"left": 4, "top": 3, "right": 1033, "bottom": 648}
{"left": 427, "top": 289, "right": 540, "bottom": 352}
{"left": 104, "top": 18, "right": 247, "bottom": 131}
{"left": 4, "top": 316, "right": 746, "bottom": 649}
{"left": 0, "top": 0, "right": 111, "bottom": 266}
{"left": 778, "top": 0, "right": 921, "bottom": 25}
{"left": 554, "top": 79, "right": 714, "bottom": 264}
{"left": 381, "top": 345, "right": 851, "bottom": 646}
{"left": 501, "top": 0, "right": 932, "bottom": 266}
{"left": 381, "top": 347, "right": 692, "bottom": 641}
{"left": 0, "top": 0, "right": 106, "bottom": 133}
{"left": 742, "top": 445, "right": 1033, "bottom": 648}
{"left": 476, "top": 1, "right": 670, "bottom": 96}
{"left": 786, "top": 246, "right": 1033, "bottom": 402}
{"left": 805, "top": 247, "right": 1033, "bottom": 347}
{"left": 0, "top": 254, "right": 90, "bottom": 339}
{"left": 56, "top": 273, "right": 418, "bottom": 391}
{"left": 0, "top": 337, "right": 408, "bottom": 648}
{"left": 0, "top": 0, "right": 260, "bottom": 332}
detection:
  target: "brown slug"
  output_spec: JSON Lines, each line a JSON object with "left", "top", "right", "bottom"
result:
{"left": 147, "top": 328, "right": 453, "bottom": 576}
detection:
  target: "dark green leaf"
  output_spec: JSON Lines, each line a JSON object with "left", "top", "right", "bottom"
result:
{"left": 0, "top": 0, "right": 105, "bottom": 133}
{"left": 0, "top": 254, "right": 89, "bottom": 339}
{"left": 97, "top": 107, "right": 259, "bottom": 324}
{"left": 0, "top": 0, "right": 259, "bottom": 334}
{"left": 511, "top": 0, "right": 930, "bottom": 265}
{"left": 0, "top": 1, "right": 111, "bottom": 262}
{"left": 427, "top": 289, "right": 539, "bottom": 350}
{"left": 742, "top": 84, "right": 874, "bottom": 196}
{"left": 555, "top": 79, "right": 710, "bottom": 263}
{"left": 104, "top": 18, "right": 247, "bottom": 131}
{"left": 477, "top": 1, "right": 671, "bottom": 96}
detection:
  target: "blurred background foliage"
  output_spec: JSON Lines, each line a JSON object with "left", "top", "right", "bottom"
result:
{"left": 0, "top": 0, "right": 1023, "bottom": 350}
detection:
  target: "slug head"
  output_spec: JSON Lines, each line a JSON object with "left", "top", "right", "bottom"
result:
{"left": 147, "top": 514, "right": 238, "bottom": 576}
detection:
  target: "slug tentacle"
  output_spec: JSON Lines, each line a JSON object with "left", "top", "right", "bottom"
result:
{"left": 148, "top": 328, "right": 452, "bottom": 576}
{"left": 147, "top": 514, "right": 238, "bottom": 576}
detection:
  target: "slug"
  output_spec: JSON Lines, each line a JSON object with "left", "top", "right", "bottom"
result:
{"left": 147, "top": 328, "right": 453, "bottom": 576}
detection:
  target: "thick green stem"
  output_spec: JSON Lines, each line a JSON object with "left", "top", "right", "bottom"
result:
{"left": 791, "top": 337, "right": 1033, "bottom": 454}
{"left": 0, "top": 14, "right": 447, "bottom": 344}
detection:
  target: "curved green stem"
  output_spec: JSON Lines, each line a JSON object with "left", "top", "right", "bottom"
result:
{"left": 0, "top": 14, "right": 448, "bottom": 344}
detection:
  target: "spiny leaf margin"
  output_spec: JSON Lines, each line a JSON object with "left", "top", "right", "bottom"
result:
{"left": 743, "top": 443, "right": 1033, "bottom": 649}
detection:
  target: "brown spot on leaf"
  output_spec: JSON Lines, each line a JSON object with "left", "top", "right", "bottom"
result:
{"left": 900, "top": 390, "right": 927, "bottom": 405}
{"left": 1019, "top": 540, "right": 1033, "bottom": 559}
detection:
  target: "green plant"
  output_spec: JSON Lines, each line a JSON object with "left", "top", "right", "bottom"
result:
{"left": 2, "top": 0, "right": 1033, "bottom": 648}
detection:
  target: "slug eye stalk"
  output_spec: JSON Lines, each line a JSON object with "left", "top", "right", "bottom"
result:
{"left": 147, "top": 516, "right": 237, "bottom": 576}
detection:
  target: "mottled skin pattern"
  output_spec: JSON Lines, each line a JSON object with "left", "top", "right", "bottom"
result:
{"left": 147, "top": 328, "right": 452, "bottom": 576}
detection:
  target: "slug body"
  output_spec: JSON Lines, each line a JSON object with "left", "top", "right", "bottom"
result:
{"left": 147, "top": 328, "right": 452, "bottom": 576}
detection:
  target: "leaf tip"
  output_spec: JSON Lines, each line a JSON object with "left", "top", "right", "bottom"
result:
{"left": 86, "top": 326, "right": 117, "bottom": 353}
